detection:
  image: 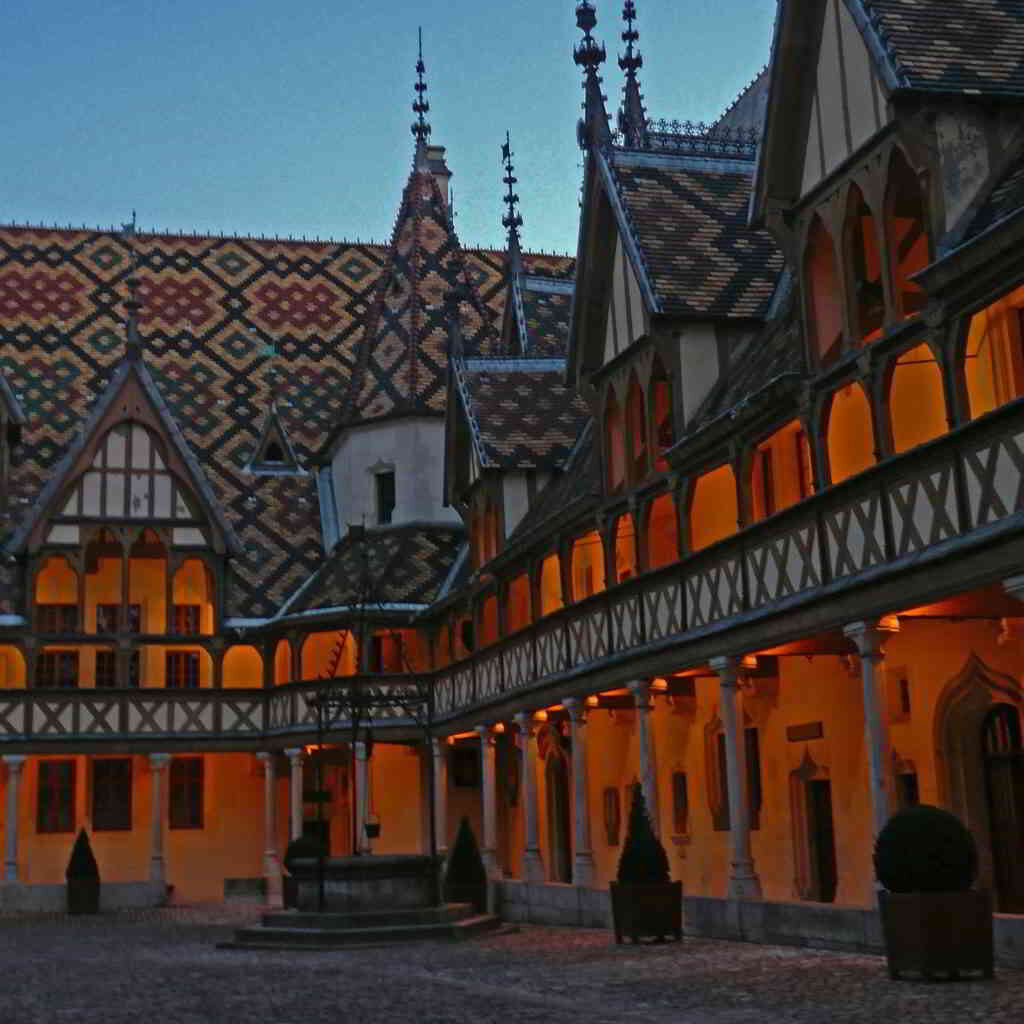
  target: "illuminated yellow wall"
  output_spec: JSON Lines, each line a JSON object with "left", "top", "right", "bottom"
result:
{"left": 571, "top": 531, "right": 605, "bottom": 601}
{"left": 301, "top": 631, "right": 355, "bottom": 680}
{"left": 223, "top": 645, "right": 262, "bottom": 688}
{"left": 965, "top": 282, "right": 1024, "bottom": 419}
{"left": 826, "top": 382, "right": 875, "bottom": 484}
{"left": 0, "top": 646, "right": 26, "bottom": 688}
{"left": 690, "top": 464, "right": 738, "bottom": 551}
{"left": 648, "top": 493, "right": 679, "bottom": 569}
{"left": 613, "top": 515, "right": 636, "bottom": 583}
{"left": 539, "top": 553, "right": 563, "bottom": 615}
{"left": 889, "top": 344, "right": 946, "bottom": 453}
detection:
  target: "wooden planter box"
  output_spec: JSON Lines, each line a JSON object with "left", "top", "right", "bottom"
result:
{"left": 610, "top": 880, "right": 683, "bottom": 944}
{"left": 67, "top": 877, "right": 100, "bottom": 915}
{"left": 879, "top": 889, "right": 993, "bottom": 980}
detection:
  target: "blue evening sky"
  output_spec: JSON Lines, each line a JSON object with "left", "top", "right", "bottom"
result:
{"left": 1, "top": 1, "right": 776, "bottom": 254}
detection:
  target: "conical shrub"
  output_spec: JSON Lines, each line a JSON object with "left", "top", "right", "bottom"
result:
{"left": 65, "top": 828, "right": 99, "bottom": 880}
{"left": 445, "top": 816, "right": 487, "bottom": 888}
{"left": 617, "top": 782, "right": 670, "bottom": 884}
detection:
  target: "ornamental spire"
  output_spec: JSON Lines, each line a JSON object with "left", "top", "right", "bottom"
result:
{"left": 573, "top": 1, "right": 611, "bottom": 150}
{"left": 618, "top": 1, "right": 648, "bottom": 148}
{"left": 501, "top": 131, "right": 523, "bottom": 273}
{"left": 411, "top": 27, "right": 431, "bottom": 167}
{"left": 121, "top": 211, "right": 142, "bottom": 363}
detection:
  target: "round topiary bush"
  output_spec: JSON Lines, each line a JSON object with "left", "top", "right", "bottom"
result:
{"left": 874, "top": 804, "right": 978, "bottom": 893}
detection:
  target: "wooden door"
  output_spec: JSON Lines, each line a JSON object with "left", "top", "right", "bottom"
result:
{"left": 807, "top": 779, "right": 838, "bottom": 903}
{"left": 983, "top": 705, "right": 1024, "bottom": 912}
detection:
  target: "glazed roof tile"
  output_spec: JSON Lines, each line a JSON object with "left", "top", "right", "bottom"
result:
{"left": 965, "top": 147, "right": 1024, "bottom": 241}
{"left": 607, "top": 152, "right": 784, "bottom": 319}
{"left": 284, "top": 524, "right": 466, "bottom": 615}
{"left": 458, "top": 359, "right": 590, "bottom": 470}
{"left": 0, "top": 221, "right": 571, "bottom": 618}
{"left": 861, "top": 0, "right": 1024, "bottom": 96}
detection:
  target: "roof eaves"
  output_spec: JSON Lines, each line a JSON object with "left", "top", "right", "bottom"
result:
{"left": 845, "top": 0, "right": 908, "bottom": 92}
{"left": 451, "top": 352, "right": 492, "bottom": 470}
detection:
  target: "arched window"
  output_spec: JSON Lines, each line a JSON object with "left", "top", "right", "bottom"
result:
{"left": 844, "top": 185, "right": 884, "bottom": 342}
{"left": 690, "top": 464, "right": 739, "bottom": 551}
{"left": 626, "top": 372, "right": 647, "bottom": 483}
{"left": 825, "top": 382, "right": 875, "bottom": 484}
{"left": 750, "top": 420, "right": 813, "bottom": 521}
{"left": 478, "top": 595, "right": 498, "bottom": 647}
{"left": 506, "top": 573, "right": 531, "bottom": 634}
{"left": 805, "top": 216, "right": 843, "bottom": 367}
{"left": 888, "top": 343, "right": 947, "bottom": 453}
{"left": 647, "top": 492, "right": 679, "bottom": 569}
{"left": 651, "top": 357, "right": 673, "bottom": 472}
{"left": 964, "top": 283, "right": 1024, "bottom": 419}
{"left": 885, "top": 150, "right": 929, "bottom": 319}
{"left": 604, "top": 391, "right": 626, "bottom": 494}
{"left": 539, "top": 552, "right": 563, "bottom": 615}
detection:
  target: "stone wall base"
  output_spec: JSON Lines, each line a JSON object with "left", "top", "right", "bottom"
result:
{"left": 224, "top": 877, "right": 267, "bottom": 903}
{"left": 495, "top": 883, "right": 1024, "bottom": 969}
{"left": 0, "top": 881, "right": 168, "bottom": 913}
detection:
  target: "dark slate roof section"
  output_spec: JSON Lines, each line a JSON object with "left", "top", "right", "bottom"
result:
{"left": 504, "top": 421, "right": 601, "bottom": 550}
{"left": 605, "top": 150, "right": 784, "bottom": 319}
{"left": 282, "top": 524, "right": 466, "bottom": 616}
{"left": 456, "top": 358, "right": 591, "bottom": 470}
{"left": 964, "top": 147, "right": 1024, "bottom": 242}
{"left": 519, "top": 276, "right": 574, "bottom": 357}
{"left": 859, "top": 0, "right": 1024, "bottom": 96}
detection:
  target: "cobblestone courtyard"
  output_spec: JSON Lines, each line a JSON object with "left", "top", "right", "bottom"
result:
{"left": 2, "top": 906, "right": 1023, "bottom": 1023}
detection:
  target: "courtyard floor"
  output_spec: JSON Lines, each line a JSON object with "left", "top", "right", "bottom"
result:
{"left": 0, "top": 905, "right": 1022, "bottom": 1023}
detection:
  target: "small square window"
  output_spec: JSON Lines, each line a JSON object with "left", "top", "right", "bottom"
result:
{"left": 38, "top": 760, "right": 76, "bottom": 833}
{"left": 375, "top": 471, "right": 395, "bottom": 525}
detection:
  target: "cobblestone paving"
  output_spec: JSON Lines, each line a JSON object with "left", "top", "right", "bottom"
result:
{"left": 0, "top": 906, "right": 1022, "bottom": 1023}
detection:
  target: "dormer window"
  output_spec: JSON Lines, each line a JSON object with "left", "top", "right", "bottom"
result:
{"left": 263, "top": 441, "right": 285, "bottom": 464}
{"left": 375, "top": 470, "right": 396, "bottom": 525}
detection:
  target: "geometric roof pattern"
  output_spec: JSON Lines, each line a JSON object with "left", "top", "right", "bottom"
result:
{"left": 966, "top": 146, "right": 1024, "bottom": 242}
{"left": 455, "top": 359, "right": 591, "bottom": 470}
{"left": 0, "top": 218, "right": 572, "bottom": 618}
{"left": 607, "top": 152, "right": 784, "bottom": 319}
{"left": 283, "top": 524, "right": 467, "bottom": 615}
{"left": 861, "top": 0, "right": 1024, "bottom": 96}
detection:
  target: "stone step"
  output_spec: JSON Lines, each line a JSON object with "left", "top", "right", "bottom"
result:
{"left": 261, "top": 903, "right": 476, "bottom": 930}
{"left": 219, "top": 913, "right": 504, "bottom": 950}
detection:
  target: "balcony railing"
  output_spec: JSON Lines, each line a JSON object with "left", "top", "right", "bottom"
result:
{"left": 2, "top": 397, "right": 1024, "bottom": 747}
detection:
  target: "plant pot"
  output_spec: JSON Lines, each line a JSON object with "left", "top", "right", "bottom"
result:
{"left": 364, "top": 822, "right": 381, "bottom": 840}
{"left": 445, "top": 881, "right": 487, "bottom": 913}
{"left": 67, "top": 876, "right": 100, "bottom": 915}
{"left": 879, "top": 889, "right": 993, "bottom": 980}
{"left": 610, "top": 880, "right": 682, "bottom": 944}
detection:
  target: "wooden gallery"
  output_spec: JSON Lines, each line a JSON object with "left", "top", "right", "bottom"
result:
{"left": 2, "top": 0, "right": 1024, "bottom": 949}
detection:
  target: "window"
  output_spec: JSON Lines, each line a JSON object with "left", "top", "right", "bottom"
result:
{"left": 263, "top": 441, "right": 285, "bottom": 463}
{"left": 38, "top": 760, "right": 75, "bottom": 833}
{"left": 166, "top": 651, "right": 200, "bottom": 689}
{"left": 651, "top": 358, "right": 673, "bottom": 471}
{"left": 96, "top": 650, "right": 140, "bottom": 689}
{"left": 604, "top": 391, "right": 625, "bottom": 493}
{"left": 746, "top": 727, "right": 763, "bottom": 831}
{"left": 37, "top": 651, "right": 78, "bottom": 688}
{"left": 172, "top": 604, "right": 200, "bottom": 635}
{"left": 897, "top": 771, "right": 920, "bottom": 810}
{"left": 806, "top": 216, "right": 843, "bottom": 367}
{"left": 169, "top": 757, "right": 203, "bottom": 829}
{"left": 752, "top": 448, "right": 776, "bottom": 519}
{"left": 96, "top": 603, "right": 141, "bottom": 635}
{"left": 672, "top": 771, "right": 689, "bottom": 835}
{"left": 709, "top": 721, "right": 761, "bottom": 831}
{"left": 92, "top": 758, "right": 132, "bottom": 831}
{"left": 626, "top": 372, "right": 647, "bottom": 482}
{"left": 368, "top": 632, "right": 404, "bottom": 673}
{"left": 375, "top": 471, "right": 396, "bottom": 525}
{"left": 37, "top": 604, "right": 78, "bottom": 633}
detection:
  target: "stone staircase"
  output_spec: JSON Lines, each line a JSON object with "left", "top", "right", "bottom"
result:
{"left": 220, "top": 902, "right": 505, "bottom": 950}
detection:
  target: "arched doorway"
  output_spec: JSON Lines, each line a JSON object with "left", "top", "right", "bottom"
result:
{"left": 543, "top": 737, "right": 572, "bottom": 884}
{"left": 982, "top": 705, "right": 1024, "bottom": 912}
{"left": 936, "top": 654, "right": 1024, "bottom": 910}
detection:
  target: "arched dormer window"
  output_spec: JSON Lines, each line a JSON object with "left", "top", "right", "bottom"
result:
{"left": 651, "top": 356, "right": 673, "bottom": 472}
{"left": 885, "top": 150, "right": 930, "bottom": 319}
{"left": 805, "top": 216, "right": 843, "bottom": 368}
{"left": 626, "top": 372, "right": 647, "bottom": 483}
{"left": 844, "top": 185, "right": 884, "bottom": 343}
{"left": 604, "top": 390, "right": 626, "bottom": 494}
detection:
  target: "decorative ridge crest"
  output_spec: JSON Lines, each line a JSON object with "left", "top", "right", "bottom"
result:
{"left": 611, "top": 118, "right": 759, "bottom": 159}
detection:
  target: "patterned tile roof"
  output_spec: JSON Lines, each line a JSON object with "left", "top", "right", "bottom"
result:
{"left": 457, "top": 359, "right": 591, "bottom": 470}
{"left": 0, "top": 218, "right": 571, "bottom": 618}
{"left": 283, "top": 524, "right": 466, "bottom": 615}
{"left": 966, "top": 146, "right": 1024, "bottom": 241}
{"left": 606, "top": 152, "right": 784, "bottom": 319}
{"left": 342, "top": 163, "right": 499, "bottom": 426}
{"left": 861, "top": 0, "right": 1024, "bottom": 96}
{"left": 519, "top": 279, "right": 574, "bottom": 357}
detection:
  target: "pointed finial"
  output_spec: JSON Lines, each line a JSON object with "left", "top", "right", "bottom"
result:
{"left": 618, "top": 1, "right": 648, "bottom": 147}
{"left": 574, "top": 2, "right": 611, "bottom": 150}
{"left": 501, "top": 131, "right": 524, "bottom": 270}
{"left": 412, "top": 27, "right": 431, "bottom": 152}
{"left": 121, "top": 213, "right": 142, "bottom": 361}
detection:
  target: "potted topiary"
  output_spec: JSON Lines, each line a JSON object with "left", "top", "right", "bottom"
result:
{"left": 443, "top": 817, "right": 488, "bottom": 912}
{"left": 610, "top": 783, "right": 682, "bottom": 943}
{"left": 66, "top": 829, "right": 100, "bottom": 915}
{"left": 874, "top": 804, "right": 993, "bottom": 980}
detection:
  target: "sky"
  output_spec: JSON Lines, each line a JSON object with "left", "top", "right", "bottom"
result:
{"left": 1, "top": 0, "right": 777, "bottom": 255}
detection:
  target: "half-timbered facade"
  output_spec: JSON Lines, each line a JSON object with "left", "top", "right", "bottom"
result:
{"left": 4, "top": 0, "right": 1024, "bottom": 948}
